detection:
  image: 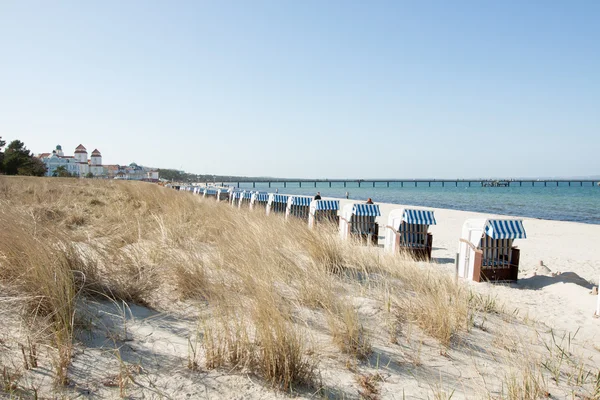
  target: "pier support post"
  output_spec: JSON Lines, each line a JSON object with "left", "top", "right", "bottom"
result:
{"left": 344, "top": 182, "right": 346, "bottom": 188}
{"left": 387, "top": 182, "right": 389, "bottom": 187}
{"left": 468, "top": 182, "right": 471, "bottom": 187}
{"left": 414, "top": 182, "right": 417, "bottom": 187}
{"left": 401, "top": 182, "right": 404, "bottom": 187}
{"left": 329, "top": 182, "right": 331, "bottom": 187}
{"left": 429, "top": 182, "right": 431, "bottom": 187}
{"left": 299, "top": 182, "right": 302, "bottom": 188}
{"left": 455, "top": 181, "right": 458, "bottom": 187}
{"left": 237, "top": 182, "right": 240, "bottom": 188}
{"left": 284, "top": 182, "right": 287, "bottom": 188}
{"left": 253, "top": 182, "right": 256, "bottom": 188}
{"left": 268, "top": 182, "right": 271, "bottom": 188}
{"left": 520, "top": 181, "right": 522, "bottom": 187}
{"left": 358, "top": 181, "right": 361, "bottom": 188}
{"left": 544, "top": 182, "right": 547, "bottom": 187}
{"left": 373, "top": 182, "right": 375, "bottom": 188}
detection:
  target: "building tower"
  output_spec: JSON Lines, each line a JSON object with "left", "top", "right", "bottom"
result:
{"left": 74, "top": 144, "right": 88, "bottom": 163}
{"left": 55, "top": 145, "right": 64, "bottom": 157}
{"left": 91, "top": 149, "right": 102, "bottom": 166}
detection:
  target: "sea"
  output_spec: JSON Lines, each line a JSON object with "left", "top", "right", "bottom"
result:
{"left": 227, "top": 181, "right": 600, "bottom": 225}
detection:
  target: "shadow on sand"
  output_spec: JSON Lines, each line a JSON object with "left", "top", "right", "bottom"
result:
{"left": 512, "top": 272, "right": 594, "bottom": 290}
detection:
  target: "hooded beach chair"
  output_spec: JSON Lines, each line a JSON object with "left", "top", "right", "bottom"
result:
{"left": 339, "top": 203, "right": 380, "bottom": 245}
{"left": 285, "top": 196, "right": 313, "bottom": 220}
{"left": 239, "top": 191, "right": 254, "bottom": 208}
{"left": 205, "top": 187, "right": 219, "bottom": 199}
{"left": 217, "top": 188, "right": 230, "bottom": 202}
{"left": 384, "top": 208, "right": 436, "bottom": 260}
{"left": 308, "top": 199, "right": 339, "bottom": 228}
{"left": 457, "top": 219, "right": 526, "bottom": 282}
{"left": 267, "top": 194, "right": 289, "bottom": 216}
{"left": 230, "top": 190, "right": 242, "bottom": 207}
{"left": 250, "top": 192, "right": 269, "bottom": 211}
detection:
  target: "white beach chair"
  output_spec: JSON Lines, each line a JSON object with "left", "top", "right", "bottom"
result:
{"left": 384, "top": 208, "right": 436, "bottom": 260}
{"left": 250, "top": 192, "right": 269, "bottom": 211}
{"left": 339, "top": 203, "right": 380, "bottom": 245}
{"left": 308, "top": 199, "right": 340, "bottom": 228}
{"left": 230, "top": 190, "right": 242, "bottom": 207}
{"left": 267, "top": 194, "right": 289, "bottom": 216}
{"left": 285, "top": 196, "right": 313, "bottom": 220}
{"left": 457, "top": 219, "right": 526, "bottom": 282}
{"left": 239, "top": 191, "right": 253, "bottom": 208}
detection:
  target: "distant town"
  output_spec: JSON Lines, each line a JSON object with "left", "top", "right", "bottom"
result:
{"left": 37, "top": 144, "right": 159, "bottom": 181}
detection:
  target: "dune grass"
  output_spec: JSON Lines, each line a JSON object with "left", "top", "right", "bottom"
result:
{"left": 1, "top": 176, "right": 597, "bottom": 398}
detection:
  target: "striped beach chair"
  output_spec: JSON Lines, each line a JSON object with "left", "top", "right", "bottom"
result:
{"left": 384, "top": 208, "right": 436, "bottom": 260}
{"left": 205, "top": 187, "right": 219, "bottom": 199}
{"left": 457, "top": 219, "right": 526, "bottom": 282}
{"left": 217, "top": 188, "right": 230, "bottom": 202}
{"left": 239, "top": 191, "right": 254, "bottom": 208}
{"left": 230, "top": 190, "right": 242, "bottom": 207}
{"left": 250, "top": 192, "right": 269, "bottom": 211}
{"left": 308, "top": 199, "right": 339, "bottom": 228}
{"left": 267, "top": 194, "right": 289, "bottom": 216}
{"left": 286, "top": 196, "right": 313, "bottom": 220}
{"left": 339, "top": 203, "right": 380, "bottom": 245}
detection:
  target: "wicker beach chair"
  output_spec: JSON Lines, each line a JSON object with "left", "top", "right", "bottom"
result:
{"left": 458, "top": 219, "right": 526, "bottom": 282}
{"left": 308, "top": 199, "right": 340, "bottom": 228}
{"left": 267, "top": 194, "right": 289, "bottom": 216}
{"left": 239, "top": 191, "right": 253, "bottom": 208}
{"left": 384, "top": 208, "right": 436, "bottom": 260}
{"left": 285, "top": 196, "right": 313, "bottom": 221}
{"left": 339, "top": 203, "right": 380, "bottom": 245}
{"left": 250, "top": 192, "right": 269, "bottom": 211}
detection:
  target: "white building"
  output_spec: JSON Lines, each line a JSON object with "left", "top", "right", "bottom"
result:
{"left": 39, "top": 144, "right": 105, "bottom": 177}
{"left": 38, "top": 144, "right": 157, "bottom": 180}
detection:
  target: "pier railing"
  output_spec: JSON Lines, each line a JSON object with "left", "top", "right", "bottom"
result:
{"left": 203, "top": 179, "right": 598, "bottom": 189}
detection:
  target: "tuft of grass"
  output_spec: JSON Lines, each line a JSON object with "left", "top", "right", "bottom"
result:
{"left": 327, "top": 304, "right": 372, "bottom": 360}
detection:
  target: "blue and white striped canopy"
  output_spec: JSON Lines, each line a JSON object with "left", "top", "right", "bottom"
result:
{"left": 314, "top": 200, "right": 339, "bottom": 210}
{"left": 352, "top": 204, "right": 381, "bottom": 217}
{"left": 232, "top": 191, "right": 242, "bottom": 199}
{"left": 485, "top": 219, "right": 526, "bottom": 239}
{"left": 206, "top": 188, "right": 218, "bottom": 195}
{"left": 243, "top": 191, "right": 253, "bottom": 199}
{"left": 255, "top": 193, "right": 269, "bottom": 202}
{"left": 272, "top": 194, "right": 289, "bottom": 204}
{"left": 403, "top": 209, "right": 436, "bottom": 225}
{"left": 292, "top": 196, "right": 312, "bottom": 206}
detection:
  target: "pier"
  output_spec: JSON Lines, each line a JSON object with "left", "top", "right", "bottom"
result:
{"left": 204, "top": 179, "right": 599, "bottom": 189}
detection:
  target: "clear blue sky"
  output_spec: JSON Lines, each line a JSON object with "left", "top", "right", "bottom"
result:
{"left": 1, "top": 0, "right": 598, "bottom": 179}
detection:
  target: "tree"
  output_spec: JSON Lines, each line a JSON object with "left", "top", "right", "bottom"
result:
{"left": 2, "top": 140, "right": 46, "bottom": 176}
{"left": 53, "top": 166, "right": 72, "bottom": 178}
{"left": 86, "top": 172, "right": 94, "bottom": 178}
{"left": 18, "top": 157, "right": 47, "bottom": 177}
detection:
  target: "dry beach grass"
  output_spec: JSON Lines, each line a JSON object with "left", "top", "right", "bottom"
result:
{"left": 0, "top": 176, "right": 598, "bottom": 399}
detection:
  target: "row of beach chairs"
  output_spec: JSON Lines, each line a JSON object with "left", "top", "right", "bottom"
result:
{"left": 177, "top": 186, "right": 527, "bottom": 283}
